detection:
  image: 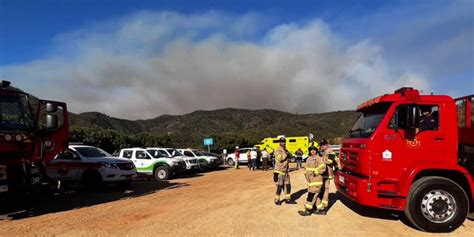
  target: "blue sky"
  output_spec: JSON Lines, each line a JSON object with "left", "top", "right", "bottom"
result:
{"left": 0, "top": 0, "right": 472, "bottom": 119}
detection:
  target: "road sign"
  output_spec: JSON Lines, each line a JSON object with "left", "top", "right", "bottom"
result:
{"left": 203, "top": 138, "right": 214, "bottom": 146}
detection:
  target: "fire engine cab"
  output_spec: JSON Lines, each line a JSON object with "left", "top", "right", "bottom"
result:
{"left": 1, "top": 80, "right": 69, "bottom": 196}
{"left": 335, "top": 87, "right": 473, "bottom": 232}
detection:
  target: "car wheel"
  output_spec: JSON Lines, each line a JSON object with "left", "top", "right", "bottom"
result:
{"left": 227, "top": 158, "right": 235, "bottom": 167}
{"left": 404, "top": 176, "right": 469, "bottom": 232}
{"left": 82, "top": 170, "right": 103, "bottom": 191}
{"left": 200, "top": 161, "right": 210, "bottom": 172}
{"left": 154, "top": 166, "right": 170, "bottom": 181}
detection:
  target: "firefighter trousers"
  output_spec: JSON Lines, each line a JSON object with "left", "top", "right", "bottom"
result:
{"left": 274, "top": 172, "right": 291, "bottom": 201}
{"left": 304, "top": 173, "right": 324, "bottom": 211}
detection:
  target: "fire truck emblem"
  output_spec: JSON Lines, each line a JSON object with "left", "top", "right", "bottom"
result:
{"left": 406, "top": 139, "right": 421, "bottom": 149}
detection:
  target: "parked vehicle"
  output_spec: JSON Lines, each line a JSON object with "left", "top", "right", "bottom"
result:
{"left": 256, "top": 135, "right": 313, "bottom": 160}
{"left": 151, "top": 148, "right": 200, "bottom": 172}
{"left": 0, "top": 80, "right": 69, "bottom": 196}
{"left": 46, "top": 145, "right": 136, "bottom": 189}
{"left": 178, "top": 149, "right": 220, "bottom": 170}
{"left": 202, "top": 152, "right": 224, "bottom": 165}
{"left": 335, "top": 87, "right": 474, "bottom": 232}
{"left": 225, "top": 147, "right": 259, "bottom": 166}
{"left": 118, "top": 148, "right": 186, "bottom": 180}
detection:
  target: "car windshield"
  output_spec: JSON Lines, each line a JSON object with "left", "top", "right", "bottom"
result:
{"left": 193, "top": 150, "right": 204, "bottom": 156}
{"left": 74, "top": 147, "right": 112, "bottom": 158}
{"left": 166, "top": 149, "right": 183, "bottom": 157}
{"left": 349, "top": 103, "right": 391, "bottom": 138}
{"left": 0, "top": 95, "right": 34, "bottom": 132}
{"left": 147, "top": 149, "right": 170, "bottom": 158}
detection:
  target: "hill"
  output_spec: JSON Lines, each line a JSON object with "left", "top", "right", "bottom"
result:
{"left": 69, "top": 108, "right": 359, "bottom": 153}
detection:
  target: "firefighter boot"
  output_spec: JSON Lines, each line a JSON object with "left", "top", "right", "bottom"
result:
{"left": 284, "top": 194, "right": 296, "bottom": 204}
{"left": 298, "top": 209, "right": 312, "bottom": 216}
{"left": 313, "top": 209, "right": 327, "bottom": 215}
{"left": 274, "top": 196, "right": 282, "bottom": 206}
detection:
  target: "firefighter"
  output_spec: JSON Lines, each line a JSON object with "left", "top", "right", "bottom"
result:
{"left": 273, "top": 137, "right": 296, "bottom": 205}
{"left": 317, "top": 139, "right": 341, "bottom": 213}
{"left": 298, "top": 145, "right": 326, "bottom": 216}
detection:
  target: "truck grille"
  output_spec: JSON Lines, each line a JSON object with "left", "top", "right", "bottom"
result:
{"left": 117, "top": 163, "right": 135, "bottom": 170}
{"left": 190, "top": 159, "right": 197, "bottom": 164}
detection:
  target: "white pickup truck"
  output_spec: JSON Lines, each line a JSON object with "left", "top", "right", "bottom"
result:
{"left": 151, "top": 148, "right": 200, "bottom": 172}
{"left": 46, "top": 145, "right": 137, "bottom": 189}
{"left": 118, "top": 148, "right": 187, "bottom": 180}
{"left": 178, "top": 149, "right": 220, "bottom": 171}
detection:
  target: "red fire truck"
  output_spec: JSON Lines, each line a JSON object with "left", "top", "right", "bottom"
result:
{"left": 0, "top": 80, "right": 69, "bottom": 196}
{"left": 335, "top": 87, "right": 473, "bottom": 232}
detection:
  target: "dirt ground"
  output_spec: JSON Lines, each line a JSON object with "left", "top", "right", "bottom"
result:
{"left": 0, "top": 164, "right": 473, "bottom": 237}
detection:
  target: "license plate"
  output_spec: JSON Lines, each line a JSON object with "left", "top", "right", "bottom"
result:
{"left": 0, "top": 185, "right": 8, "bottom": 192}
{"left": 339, "top": 175, "right": 345, "bottom": 184}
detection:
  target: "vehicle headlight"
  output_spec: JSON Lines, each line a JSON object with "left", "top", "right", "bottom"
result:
{"left": 101, "top": 162, "right": 118, "bottom": 169}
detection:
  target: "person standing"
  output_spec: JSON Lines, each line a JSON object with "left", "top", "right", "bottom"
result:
{"left": 261, "top": 148, "right": 269, "bottom": 171}
{"left": 250, "top": 149, "right": 258, "bottom": 171}
{"left": 298, "top": 146, "right": 326, "bottom": 216}
{"left": 295, "top": 148, "right": 303, "bottom": 170}
{"left": 270, "top": 151, "right": 275, "bottom": 169}
{"left": 234, "top": 147, "right": 240, "bottom": 169}
{"left": 256, "top": 148, "right": 261, "bottom": 170}
{"left": 246, "top": 150, "right": 252, "bottom": 170}
{"left": 317, "top": 139, "right": 341, "bottom": 213}
{"left": 222, "top": 149, "right": 227, "bottom": 165}
{"left": 273, "top": 137, "right": 296, "bottom": 205}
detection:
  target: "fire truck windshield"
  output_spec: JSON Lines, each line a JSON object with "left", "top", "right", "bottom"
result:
{"left": 0, "top": 95, "right": 34, "bottom": 132}
{"left": 349, "top": 103, "right": 391, "bottom": 138}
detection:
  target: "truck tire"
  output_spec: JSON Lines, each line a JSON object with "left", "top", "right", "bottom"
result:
{"left": 82, "top": 170, "right": 103, "bottom": 191}
{"left": 227, "top": 158, "right": 235, "bottom": 167}
{"left": 404, "top": 176, "right": 469, "bottom": 232}
{"left": 200, "top": 161, "right": 210, "bottom": 172}
{"left": 154, "top": 166, "right": 170, "bottom": 181}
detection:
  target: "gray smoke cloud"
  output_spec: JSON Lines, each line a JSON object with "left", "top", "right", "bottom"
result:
{"left": 0, "top": 11, "right": 428, "bottom": 119}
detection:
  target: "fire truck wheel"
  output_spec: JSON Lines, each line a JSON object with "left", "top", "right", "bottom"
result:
{"left": 405, "top": 176, "right": 469, "bottom": 233}
{"left": 82, "top": 170, "right": 103, "bottom": 190}
{"left": 154, "top": 166, "right": 170, "bottom": 181}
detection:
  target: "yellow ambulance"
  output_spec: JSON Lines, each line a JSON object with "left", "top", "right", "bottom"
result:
{"left": 256, "top": 135, "right": 318, "bottom": 160}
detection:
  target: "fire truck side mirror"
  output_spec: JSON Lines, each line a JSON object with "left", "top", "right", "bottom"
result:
{"left": 46, "top": 114, "right": 58, "bottom": 130}
{"left": 46, "top": 102, "right": 58, "bottom": 113}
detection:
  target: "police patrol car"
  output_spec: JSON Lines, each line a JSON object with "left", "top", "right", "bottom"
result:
{"left": 46, "top": 145, "right": 137, "bottom": 189}
{"left": 118, "top": 147, "right": 186, "bottom": 180}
